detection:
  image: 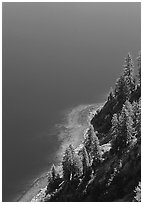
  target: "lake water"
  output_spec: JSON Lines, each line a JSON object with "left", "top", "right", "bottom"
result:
{"left": 2, "top": 3, "right": 140, "bottom": 201}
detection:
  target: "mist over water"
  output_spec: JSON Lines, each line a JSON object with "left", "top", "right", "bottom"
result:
{"left": 2, "top": 3, "right": 140, "bottom": 201}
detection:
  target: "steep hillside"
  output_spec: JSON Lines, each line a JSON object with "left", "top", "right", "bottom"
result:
{"left": 33, "top": 52, "right": 141, "bottom": 202}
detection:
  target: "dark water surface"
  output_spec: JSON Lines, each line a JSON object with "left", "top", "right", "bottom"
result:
{"left": 2, "top": 3, "right": 140, "bottom": 201}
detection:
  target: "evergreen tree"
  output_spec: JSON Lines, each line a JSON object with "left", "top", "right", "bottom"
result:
{"left": 111, "top": 101, "right": 136, "bottom": 156}
{"left": 108, "top": 87, "right": 114, "bottom": 101}
{"left": 136, "top": 51, "right": 141, "bottom": 87}
{"left": 123, "top": 53, "right": 135, "bottom": 98}
{"left": 114, "top": 53, "right": 135, "bottom": 104}
{"left": 47, "top": 171, "right": 52, "bottom": 184}
{"left": 132, "top": 100, "right": 141, "bottom": 143}
{"left": 51, "top": 164, "right": 56, "bottom": 181}
{"left": 47, "top": 164, "right": 57, "bottom": 185}
{"left": 110, "top": 114, "right": 120, "bottom": 154}
{"left": 62, "top": 144, "right": 82, "bottom": 181}
{"left": 114, "top": 75, "right": 127, "bottom": 105}
{"left": 62, "top": 147, "right": 72, "bottom": 181}
{"left": 120, "top": 101, "right": 136, "bottom": 146}
{"left": 84, "top": 126, "right": 101, "bottom": 171}
{"left": 91, "top": 131, "right": 102, "bottom": 172}
{"left": 91, "top": 131, "right": 102, "bottom": 160}
{"left": 80, "top": 146, "right": 90, "bottom": 175}
{"left": 84, "top": 125, "right": 95, "bottom": 158}
{"left": 68, "top": 144, "right": 82, "bottom": 179}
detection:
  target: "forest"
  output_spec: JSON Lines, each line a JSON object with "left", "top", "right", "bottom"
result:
{"left": 38, "top": 52, "right": 141, "bottom": 202}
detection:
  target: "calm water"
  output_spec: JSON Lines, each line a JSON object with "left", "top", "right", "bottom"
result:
{"left": 2, "top": 3, "right": 140, "bottom": 201}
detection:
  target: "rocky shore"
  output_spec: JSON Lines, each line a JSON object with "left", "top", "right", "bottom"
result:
{"left": 18, "top": 103, "right": 102, "bottom": 202}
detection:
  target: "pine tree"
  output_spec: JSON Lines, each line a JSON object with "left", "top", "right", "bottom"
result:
{"left": 62, "top": 147, "right": 72, "bottom": 181}
{"left": 111, "top": 101, "right": 136, "bottom": 156}
{"left": 84, "top": 125, "right": 95, "bottom": 158}
{"left": 51, "top": 164, "right": 56, "bottom": 181}
{"left": 47, "top": 171, "right": 52, "bottom": 184}
{"left": 114, "top": 53, "right": 135, "bottom": 104}
{"left": 114, "top": 75, "right": 127, "bottom": 105}
{"left": 136, "top": 51, "right": 141, "bottom": 87}
{"left": 84, "top": 126, "right": 102, "bottom": 171}
{"left": 123, "top": 53, "right": 135, "bottom": 98}
{"left": 120, "top": 101, "right": 136, "bottom": 146}
{"left": 108, "top": 87, "right": 114, "bottom": 101}
{"left": 69, "top": 144, "right": 82, "bottom": 179}
{"left": 91, "top": 131, "right": 102, "bottom": 160}
{"left": 62, "top": 144, "right": 82, "bottom": 181}
{"left": 132, "top": 100, "right": 141, "bottom": 143}
{"left": 110, "top": 114, "right": 120, "bottom": 154}
{"left": 80, "top": 146, "right": 90, "bottom": 175}
{"left": 91, "top": 131, "right": 102, "bottom": 172}
{"left": 47, "top": 164, "right": 57, "bottom": 185}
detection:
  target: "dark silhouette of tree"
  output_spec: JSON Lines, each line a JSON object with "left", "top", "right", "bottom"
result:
{"left": 62, "top": 146, "right": 72, "bottom": 181}
{"left": 51, "top": 164, "right": 56, "bottom": 180}
{"left": 108, "top": 87, "right": 114, "bottom": 101}
{"left": 47, "top": 164, "right": 57, "bottom": 184}
{"left": 46, "top": 165, "right": 60, "bottom": 194}
{"left": 47, "top": 172, "right": 52, "bottom": 184}
{"left": 48, "top": 164, "right": 60, "bottom": 183}
{"left": 114, "top": 75, "right": 127, "bottom": 105}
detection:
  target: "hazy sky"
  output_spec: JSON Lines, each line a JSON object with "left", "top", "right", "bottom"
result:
{"left": 2, "top": 2, "right": 140, "bottom": 201}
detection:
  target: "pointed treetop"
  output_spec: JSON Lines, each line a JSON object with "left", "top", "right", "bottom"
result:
{"left": 51, "top": 164, "right": 56, "bottom": 180}
{"left": 108, "top": 87, "right": 114, "bottom": 101}
{"left": 124, "top": 52, "right": 134, "bottom": 67}
{"left": 123, "top": 52, "right": 134, "bottom": 77}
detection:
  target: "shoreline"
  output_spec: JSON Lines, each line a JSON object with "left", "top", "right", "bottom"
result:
{"left": 18, "top": 103, "right": 103, "bottom": 202}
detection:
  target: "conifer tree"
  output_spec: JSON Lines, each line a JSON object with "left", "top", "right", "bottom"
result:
{"left": 111, "top": 101, "right": 136, "bottom": 156}
{"left": 91, "top": 131, "right": 102, "bottom": 161}
{"left": 91, "top": 131, "right": 102, "bottom": 172}
{"left": 120, "top": 101, "right": 136, "bottom": 146}
{"left": 136, "top": 51, "right": 141, "bottom": 87}
{"left": 51, "top": 164, "right": 56, "bottom": 181}
{"left": 84, "top": 125, "right": 95, "bottom": 158}
{"left": 110, "top": 114, "right": 120, "bottom": 154}
{"left": 114, "top": 53, "right": 135, "bottom": 104}
{"left": 132, "top": 100, "right": 141, "bottom": 143}
{"left": 47, "top": 171, "right": 52, "bottom": 184}
{"left": 123, "top": 53, "right": 135, "bottom": 98}
{"left": 62, "top": 144, "right": 82, "bottom": 181}
{"left": 114, "top": 75, "right": 127, "bottom": 105}
{"left": 69, "top": 144, "right": 82, "bottom": 179}
{"left": 80, "top": 146, "right": 90, "bottom": 175}
{"left": 62, "top": 147, "right": 72, "bottom": 181}
{"left": 84, "top": 126, "right": 101, "bottom": 171}
{"left": 47, "top": 164, "right": 57, "bottom": 185}
{"left": 108, "top": 87, "right": 114, "bottom": 101}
